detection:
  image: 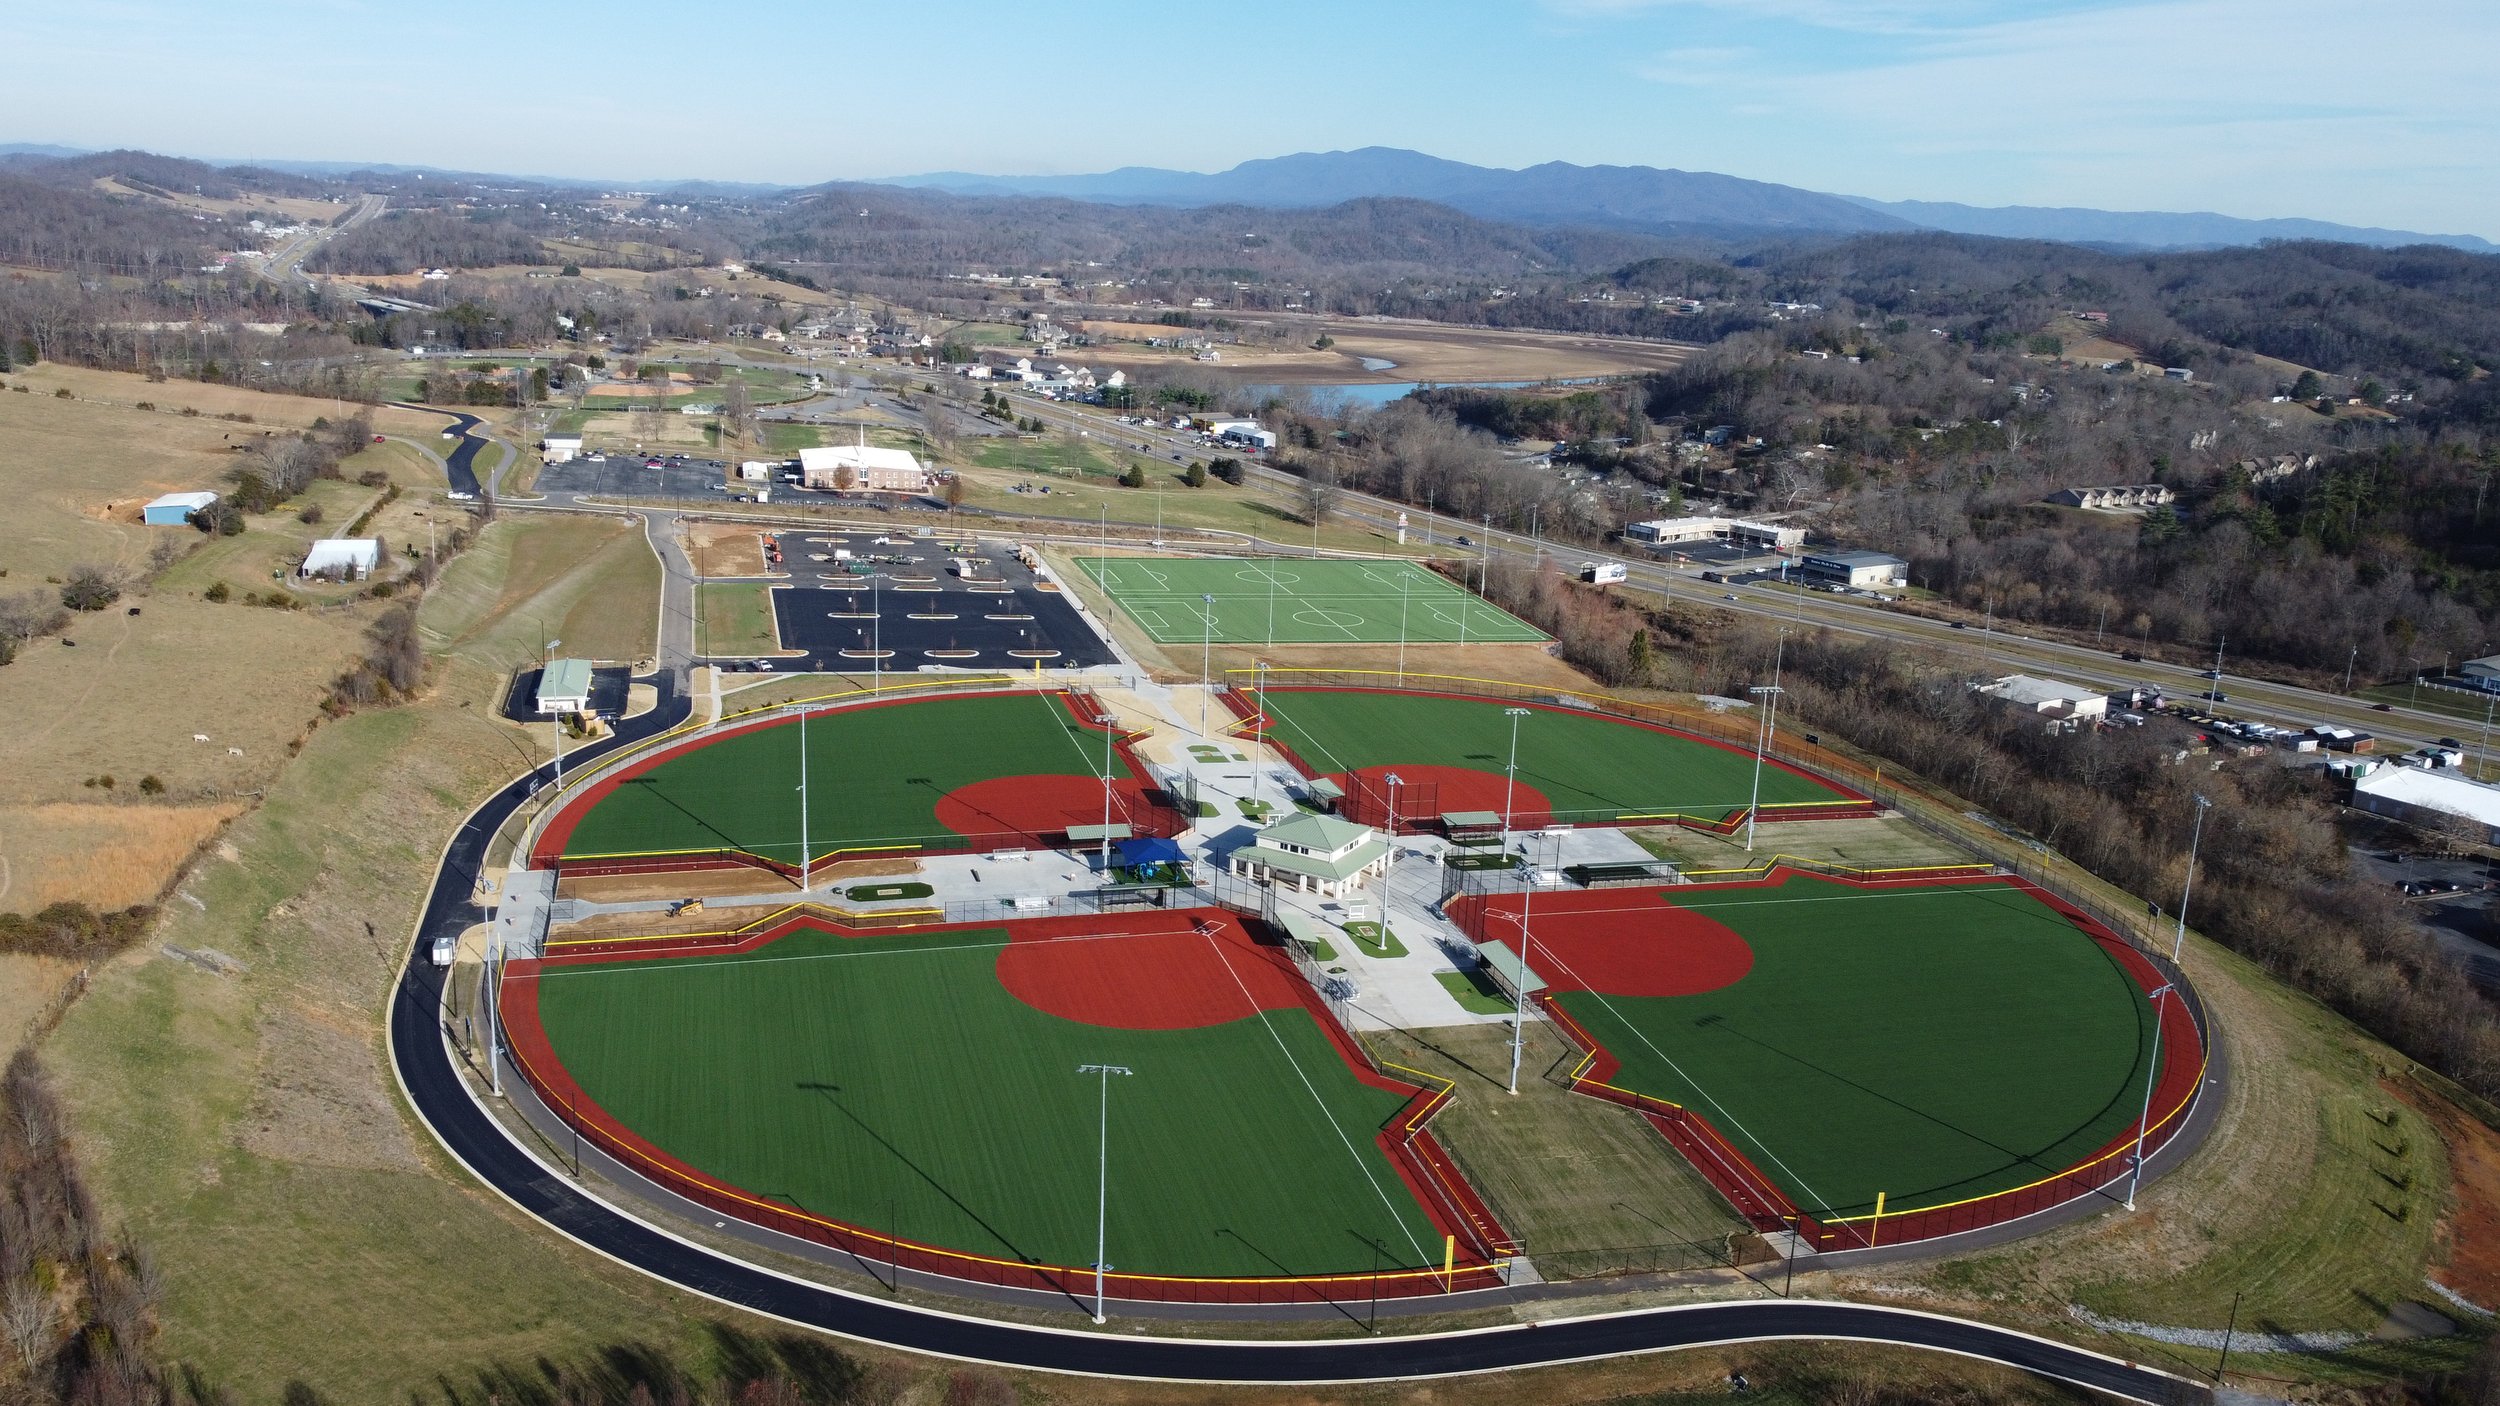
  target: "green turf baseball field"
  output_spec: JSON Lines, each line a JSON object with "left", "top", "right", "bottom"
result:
{"left": 542, "top": 691, "right": 1146, "bottom": 867}
{"left": 512, "top": 912, "right": 1459, "bottom": 1282}
{"left": 1254, "top": 687, "right": 1855, "bottom": 825}
{"left": 1073, "top": 555, "right": 1546, "bottom": 646}
{"left": 1460, "top": 873, "right": 2174, "bottom": 1224}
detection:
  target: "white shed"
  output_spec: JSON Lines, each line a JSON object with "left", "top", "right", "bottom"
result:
{"left": 299, "top": 538, "right": 383, "bottom": 581}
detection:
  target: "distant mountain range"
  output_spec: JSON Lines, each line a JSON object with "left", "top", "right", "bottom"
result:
{"left": 9, "top": 140, "right": 2492, "bottom": 254}
{"left": 884, "top": 147, "right": 2498, "bottom": 255}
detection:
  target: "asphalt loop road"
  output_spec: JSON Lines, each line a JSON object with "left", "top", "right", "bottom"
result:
{"left": 387, "top": 668, "right": 2201, "bottom": 1401}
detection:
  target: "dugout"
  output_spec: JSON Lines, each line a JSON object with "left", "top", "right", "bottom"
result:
{"left": 1565, "top": 859, "right": 1684, "bottom": 889}
{"left": 1303, "top": 777, "right": 1345, "bottom": 813}
{"left": 1441, "top": 811, "right": 1505, "bottom": 846}
{"left": 1474, "top": 939, "right": 1547, "bottom": 1003}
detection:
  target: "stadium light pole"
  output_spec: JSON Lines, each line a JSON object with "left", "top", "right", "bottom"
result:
{"left": 1076, "top": 1063, "right": 1133, "bottom": 1324}
{"left": 1501, "top": 707, "right": 1529, "bottom": 843}
{"left": 1396, "top": 570, "right": 1410, "bottom": 687}
{"left": 1383, "top": 769, "right": 1403, "bottom": 862}
{"left": 1200, "top": 592, "right": 1217, "bottom": 740}
{"left": 1098, "top": 695, "right": 1117, "bottom": 871}
{"left": 546, "top": 639, "right": 565, "bottom": 791}
{"left": 2126, "top": 792, "right": 2209, "bottom": 1210}
{"left": 796, "top": 706, "right": 810, "bottom": 891}
{"left": 1502, "top": 840, "right": 1541, "bottom": 1096}
{"left": 1743, "top": 635, "right": 1787, "bottom": 853}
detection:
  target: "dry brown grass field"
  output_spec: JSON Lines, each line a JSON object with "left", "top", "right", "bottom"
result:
{"left": 0, "top": 953, "right": 80, "bottom": 1051}
{"left": 686, "top": 522, "right": 776, "bottom": 577}
{"left": 10, "top": 363, "right": 440, "bottom": 436}
{"left": 92, "top": 178, "right": 348, "bottom": 227}
{"left": 0, "top": 801, "right": 243, "bottom": 913}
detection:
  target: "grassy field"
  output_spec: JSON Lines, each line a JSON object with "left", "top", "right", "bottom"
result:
{"left": 553, "top": 691, "right": 1118, "bottom": 864}
{"left": 1361, "top": 1022, "right": 1743, "bottom": 1261}
{"left": 1257, "top": 688, "right": 1848, "bottom": 824}
{"left": 1514, "top": 876, "right": 2160, "bottom": 1221}
{"left": 419, "top": 515, "right": 660, "bottom": 667}
{"left": 697, "top": 583, "right": 782, "bottom": 656}
{"left": 1075, "top": 555, "right": 1546, "bottom": 646}
{"left": 523, "top": 920, "right": 1449, "bottom": 1277}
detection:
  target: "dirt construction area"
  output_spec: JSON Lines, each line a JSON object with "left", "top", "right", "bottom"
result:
{"left": 685, "top": 522, "right": 779, "bottom": 578}
{"left": 1075, "top": 317, "right": 1695, "bottom": 385}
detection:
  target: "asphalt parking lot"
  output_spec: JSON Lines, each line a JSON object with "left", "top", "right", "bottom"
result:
{"left": 2352, "top": 843, "right": 2500, "bottom": 988}
{"left": 751, "top": 533, "right": 1114, "bottom": 672}
{"left": 499, "top": 665, "right": 634, "bottom": 722}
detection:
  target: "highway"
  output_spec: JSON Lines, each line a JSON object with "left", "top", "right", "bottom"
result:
{"left": 1001, "top": 386, "right": 2468, "bottom": 756}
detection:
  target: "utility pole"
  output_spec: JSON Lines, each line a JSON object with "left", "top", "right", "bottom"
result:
{"left": 1075, "top": 1063, "right": 1133, "bottom": 1324}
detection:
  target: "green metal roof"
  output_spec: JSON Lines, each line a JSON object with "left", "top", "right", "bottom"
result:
{"left": 1259, "top": 811, "right": 1372, "bottom": 853}
{"left": 537, "top": 658, "right": 594, "bottom": 704}
{"left": 1476, "top": 939, "right": 1546, "bottom": 996}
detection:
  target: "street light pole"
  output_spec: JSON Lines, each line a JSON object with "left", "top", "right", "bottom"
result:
{"left": 1075, "top": 1063, "right": 1133, "bottom": 1324}
{"left": 2127, "top": 792, "right": 2209, "bottom": 1210}
{"left": 545, "top": 638, "right": 566, "bottom": 791}
{"left": 1744, "top": 635, "right": 1787, "bottom": 853}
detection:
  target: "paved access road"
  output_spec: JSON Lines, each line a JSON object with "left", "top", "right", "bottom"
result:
{"left": 386, "top": 680, "right": 2201, "bottom": 1403}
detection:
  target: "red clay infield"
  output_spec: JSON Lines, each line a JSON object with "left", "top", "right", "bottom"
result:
{"left": 995, "top": 914, "right": 1307, "bottom": 1029}
{"left": 1460, "top": 889, "right": 1753, "bottom": 997}
{"left": 1331, "top": 764, "right": 1551, "bottom": 823}
{"left": 932, "top": 773, "right": 1158, "bottom": 846}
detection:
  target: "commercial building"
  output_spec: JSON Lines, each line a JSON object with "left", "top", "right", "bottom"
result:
{"left": 1980, "top": 674, "right": 2110, "bottom": 722}
{"left": 2351, "top": 763, "right": 2500, "bottom": 845}
{"left": 2461, "top": 655, "right": 2500, "bottom": 694}
{"left": 1800, "top": 550, "right": 1908, "bottom": 589}
{"left": 798, "top": 443, "right": 929, "bottom": 493}
{"left": 535, "top": 658, "right": 594, "bottom": 716}
{"left": 142, "top": 490, "right": 219, "bottom": 526}
{"left": 1623, "top": 516, "right": 1806, "bottom": 552}
{"left": 1204, "top": 419, "right": 1277, "bottom": 452}
{"left": 298, "top": 538, "right": 382, "bottom": 581}
{"left": 541, "top": 435, "right": 584, "bottom": 464}
{"left": 1225, "top": 812, "right": 1390, "bottom": 899}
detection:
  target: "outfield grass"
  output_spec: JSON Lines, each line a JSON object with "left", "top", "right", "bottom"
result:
{"left": 526, "top": 924, "right": 1448, "bottom": 1276}
{"left": 697, "top": 583, "right": 781, "bottom": 657}
{"left": 1075, "top": 556, "right": 1544, "bottom": 646}
{"left": 1258, "top": 688, "right": 1846, "bottom": 824}
{"left": 1547, "top": 875, "right": 2157, "bottom": 1221}
{"left": 1362, "top": 1022, "right": 1741, "bottom": 1257}
{"left": 555, "top": 691, "right": 1113, "bottom": 864}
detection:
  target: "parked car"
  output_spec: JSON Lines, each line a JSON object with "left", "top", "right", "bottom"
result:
{"left": 2372, "top": 702, "right": 2394, "bottom": 711}
{"left": 1722, "top": 593, "right": 1740, "bottom": 602}
{"left": 429, "top": 936, "right": 456, "bottom": 968}
{"left": 2119, "top": 650, "right": 2143, "bottom": 661}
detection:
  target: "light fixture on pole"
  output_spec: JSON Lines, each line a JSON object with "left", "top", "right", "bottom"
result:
{"left": 1503, "top": 701, "right": 1535, "bottom": 1096}
{"left": 1075, "top": 1062, "right": 1133, "bottom": 1324}
{"left": 1743, "top": 636, "right": 1787, "bottom": 853}
{"left": 2126, "top": 792, "right": 2209, "bottom": 1210}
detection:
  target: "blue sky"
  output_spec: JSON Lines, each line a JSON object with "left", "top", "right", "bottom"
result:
{"left": 7, "top": 0, "right": 2494, "bottom": 236}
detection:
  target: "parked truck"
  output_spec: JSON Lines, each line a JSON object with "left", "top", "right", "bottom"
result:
{"left": 1580, "top": 561, "right": 1629, "bottom": 585}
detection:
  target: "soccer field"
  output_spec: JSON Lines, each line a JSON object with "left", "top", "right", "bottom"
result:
{"left": 1257, "top": 687, "right": 1857, "bottom": 825}
{"left": 1073, "top": 555, "right": 1546, "bottom": 646}
{"left": 542, "top": 691, "right": 1146, "bottom": 867}
{"left": 507, "top": 912, "right": 1461, "bottom": 1284}
{"left": 1456, "top": 875, "right": 2190, "bottom": 1226}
